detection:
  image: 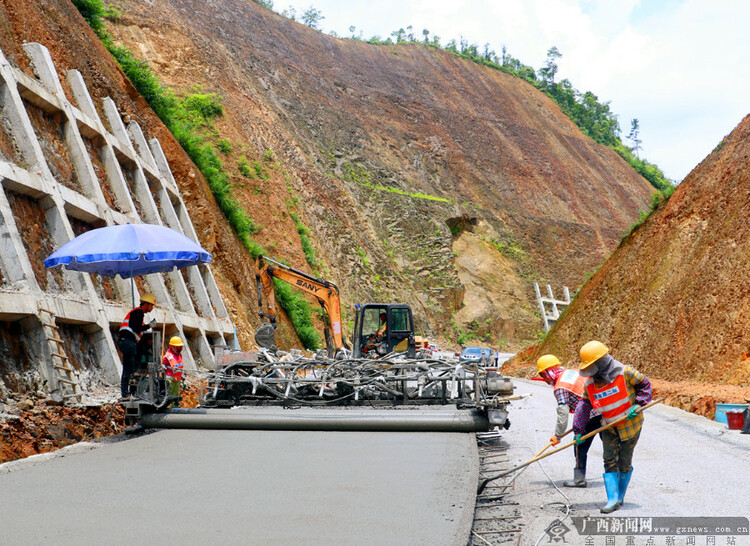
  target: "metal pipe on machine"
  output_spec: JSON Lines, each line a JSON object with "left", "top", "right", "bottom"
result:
{"left": 139, "top": 407, "right": 490, "bottom": 432}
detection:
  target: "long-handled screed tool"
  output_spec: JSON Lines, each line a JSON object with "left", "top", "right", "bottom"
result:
{"left": 477, "top": 397, "right": 664, "bottom": 494}
{"left": 533, "top": 427, "right": 573, "bottom": 459}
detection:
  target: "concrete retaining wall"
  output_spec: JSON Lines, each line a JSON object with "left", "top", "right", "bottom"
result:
{"left": 0, "top": 43, "right": 235, "bottom": 399}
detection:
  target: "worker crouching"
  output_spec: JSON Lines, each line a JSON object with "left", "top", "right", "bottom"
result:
{"left": 163, "top": 336, "right": 184, "bottom": 407}
{"left": 537, "top": 354, "right": 602, "bottom": 488}
{"left": 573, "top": 341, "right": 652, "bottom": 513}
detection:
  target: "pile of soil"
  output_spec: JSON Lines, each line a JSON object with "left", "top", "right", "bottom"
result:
{"left": 0, "top": 377, "right": 205, "bottom": 464}
{"left": 0, "top": 400, "right": 125, "bottom": 464}
{"left": 649, "top": 379, "right": 750, "bottom": 419}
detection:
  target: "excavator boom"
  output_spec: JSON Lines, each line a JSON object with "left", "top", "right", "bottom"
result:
{"left": 255, "top": 255, "right": 344, "bottom": 354}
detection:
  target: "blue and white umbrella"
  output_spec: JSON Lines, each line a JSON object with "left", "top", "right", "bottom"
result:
{"left": 45, "top": 223, "right": 212, "bottom": 305}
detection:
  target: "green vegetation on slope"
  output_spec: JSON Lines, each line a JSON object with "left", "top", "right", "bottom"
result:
{"left": 73, "top": 0, "right": 319, "bottom": 349}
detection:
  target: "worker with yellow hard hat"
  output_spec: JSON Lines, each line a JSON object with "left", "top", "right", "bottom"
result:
{"left": 536, "top": 353, "right": 602, "bottom": 488}
{"left": 572, "top": 340, "right": 653, "bottom": 513}
{"left": 117, "top": 293, "right": 157, "bottom": 398}
{"left": 163, "top": 336, "right": 185, "bottom": 407}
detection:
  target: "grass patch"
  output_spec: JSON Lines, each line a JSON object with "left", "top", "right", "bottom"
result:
{"left": 253, "top": 160, "right": 270, "bottom": 180}
{"left": 339, "top": 161, "right": 452, "bottom": 203}
{"left": 273, "top": 279, "right": 321, "bottom": 349}
{"left": 238, "top": 155, "right": 252, "bottom": 178}
{"left": 216, "top": 138, "right": 232, "bottom": 154}
{"left": 290, "top": 211, "right": 318, "bottom": 268}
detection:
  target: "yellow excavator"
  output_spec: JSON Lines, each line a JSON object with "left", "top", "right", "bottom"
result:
{"left": 254, "top": 255, "right": 427, "bottom": 358}
{"left": 255, "top": 254, "right": 346, "bottom": 356}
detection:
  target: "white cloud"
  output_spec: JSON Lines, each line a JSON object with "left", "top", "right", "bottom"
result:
{"left": 276, "top": 0, "right": 750, "bottom": 181}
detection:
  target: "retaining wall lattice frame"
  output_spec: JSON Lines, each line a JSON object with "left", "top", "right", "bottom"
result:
{"left": 0, "top": 43, "right": 235, "bottom": 397}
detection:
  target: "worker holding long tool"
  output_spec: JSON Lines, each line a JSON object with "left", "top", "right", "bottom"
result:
{"left": 163, "top": 336, "right": 185, "bottom": 407}
{"left": 573, "top": 341, "right": 652, "bottom": 513}
{"left": 537, "top": 354, "right": 602, "bottom": 488}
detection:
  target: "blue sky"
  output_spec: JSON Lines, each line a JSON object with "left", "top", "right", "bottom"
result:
{"left": 271, "top": 0, "right": 750, "bottom": 183}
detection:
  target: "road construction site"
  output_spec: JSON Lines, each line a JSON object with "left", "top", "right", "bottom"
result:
{"left": 472, "top": 379, "right": 750, "bottom": 545}
{"left": 2, "top": 377, "right": 747, "bottom": 545}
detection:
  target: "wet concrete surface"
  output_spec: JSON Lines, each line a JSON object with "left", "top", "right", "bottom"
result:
{"left": 0, "top": 426, "right": 477, "bottom": 545}
{"left": 493, "top": 379, "right": 750, "bottom": 546}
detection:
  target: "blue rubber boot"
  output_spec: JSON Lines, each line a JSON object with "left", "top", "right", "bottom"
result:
{"left": 618, "top": 469, "right": 633, "bottom": 504}
{"left": 600, "top": 472, "right": 621, "bottom": 513}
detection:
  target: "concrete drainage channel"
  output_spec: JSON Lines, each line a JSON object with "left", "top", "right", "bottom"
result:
{"left": 471, "top": 431, "right": 523, "bottom": 545}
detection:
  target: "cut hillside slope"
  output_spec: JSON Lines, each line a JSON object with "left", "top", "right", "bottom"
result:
{"left": 0, "top": 0, "right": 268, "bottom": 349}
{"left": 521, "top": 114, "right": 750, "bottom": 388}
{"left": 106, "top": 0, "right": 655, "bottom": 347}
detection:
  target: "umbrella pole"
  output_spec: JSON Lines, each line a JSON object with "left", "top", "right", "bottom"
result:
{"left": 130, "top": 260, "right": 135, "bottom": 308}
{"left": 161, "top": 310, "right": 167, "bottom": 360}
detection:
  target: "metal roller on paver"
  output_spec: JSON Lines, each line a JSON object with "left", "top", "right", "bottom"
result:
{"left": 122, "top": 255, "right": 516, "bottom": 432}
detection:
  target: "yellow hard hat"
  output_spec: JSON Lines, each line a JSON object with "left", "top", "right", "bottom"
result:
{"left": 169, "top": 336, "right": 184, "bottom": 347}
{"left": 536, "top": 354, "right": 561, "bottom": 375}
{"left": 140, "top": 293, "right": 156, "bottom": 305}
{"left": 580, "top": 340, "right": 608, "bottom": 369}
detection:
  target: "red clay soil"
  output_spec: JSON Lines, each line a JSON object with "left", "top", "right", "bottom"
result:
{"left": 528, "top": 115, "right": 750, "bottom": 387}
{"left": 0, "top": 377, "right": 203, "bottom": 464}
{"left": 0, "top": 402, "right": 125, "bottom": 464}
{"left": 106, "top": 0, "right": 654, "bottom": 346}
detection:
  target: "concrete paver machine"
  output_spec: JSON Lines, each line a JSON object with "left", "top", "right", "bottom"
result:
{"left": 123, "top": 256, "right": 516, "bottom": 432}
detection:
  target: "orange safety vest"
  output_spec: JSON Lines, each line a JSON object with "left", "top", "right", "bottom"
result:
{"left": 585, "top": 373, "right": 631, "bottom": 426}
{"left": 376, "top": 321, "right": 387, "bottom": 337}
{"left": 554, "top": 369, "right": 586, "bottom": 412}
{"left": 163, "top": 350, "right": 183, "bottom": 381}
{"left": 119, "top": 308, "right": 142, "bottom": 341}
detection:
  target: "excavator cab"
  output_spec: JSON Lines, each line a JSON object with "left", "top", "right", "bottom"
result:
{"left": 352, "top": 303, "right": 416, "bottom": 358}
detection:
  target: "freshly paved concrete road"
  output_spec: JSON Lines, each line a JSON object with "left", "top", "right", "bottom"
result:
{"left": 497, "top": 379, "right": 750, "bottom": 545}
{"left": 0, "top": 425, "right": 477, "bottom": 545}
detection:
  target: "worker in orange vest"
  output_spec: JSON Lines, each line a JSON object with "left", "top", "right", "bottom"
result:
{"left": 118, "top": 293, "right": 156, "bottom": 397}
{"left": 537, "top": 354, "right": 602, "bottom": 488}
{"left": 163, "top": 336, "right": 184, "bottom": 407}
{"left": 572, "top": 341, "right": 652, "bottom": 513}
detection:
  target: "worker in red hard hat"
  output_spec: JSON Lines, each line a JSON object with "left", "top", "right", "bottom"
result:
{"left": 572, "top": 341, "right": 652, "bottom": 513}
{"left": 537, "top": 354, "right": 602, "bottom": 488}
{"left": 163, "top": 336, "right": 184, "bottom": 407}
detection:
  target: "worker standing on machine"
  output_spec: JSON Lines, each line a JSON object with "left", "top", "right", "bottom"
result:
{"left": 163, "top": 336, "right": 184, "bottom": 407}
{"left": 118, "top": 293, "right": 156, "bottom": 398}
{"left": 537, "top": 354, "right": 602, "bottom": 488}
{"left": 573, "top": 341, "right": 652, "bottom": 513}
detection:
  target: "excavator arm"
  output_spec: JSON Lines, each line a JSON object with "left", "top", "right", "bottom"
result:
{"left": 255, "top": 255, "right": 345, "bottom": 355}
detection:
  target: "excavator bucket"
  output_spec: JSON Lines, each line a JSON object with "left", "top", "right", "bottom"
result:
{"left": 255, "top": 322, "right": 277, "bottom": 351}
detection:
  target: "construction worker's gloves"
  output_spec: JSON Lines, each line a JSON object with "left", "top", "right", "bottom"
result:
{"left": 549, "top": 436, "right": 560, "bottom": 446}
{"left": 574, "top": 434, "right": 584, "bottom": 445}
{"left": 149, "top": 318, "right": 157, "bottom": 329}
{"left": 626, "top": 405, "right": 640, "bottom": 420}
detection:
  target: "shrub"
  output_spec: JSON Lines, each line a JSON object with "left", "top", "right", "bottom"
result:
{"left": 216, "top": 139, "right": 232, "bottom": 154}
{"left": 253, "top": 160, "right": 270, "bottom": 180}
{"left": 181, "top": 91, "right": 224, "bottom": 121}
{"left": 238, "top": 156, "right": 252, "bottom": 178}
